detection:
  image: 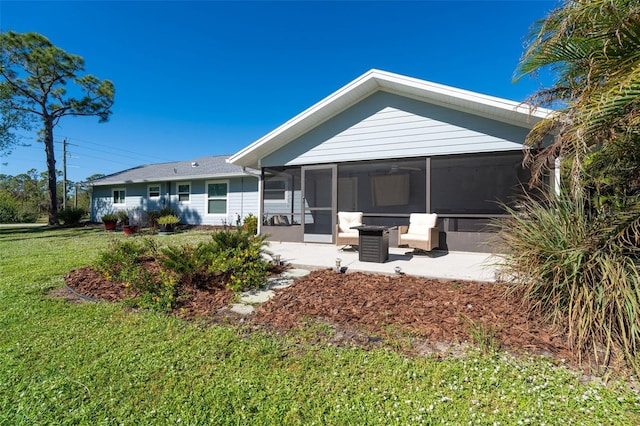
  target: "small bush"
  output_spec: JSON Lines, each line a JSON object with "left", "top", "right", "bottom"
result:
{"left": 158, "top": 214, "right": 180, "bottom": 226}
{"left": 95, "top": 238, "right": 177, "bottom": 311}
{"left": 58, "top": 207, "right": 86, "bottom": 226}
{"left": 101, "top": 213, "right": 118, "bottom": 223}
{"left": 242, "top": 213, "right": 258, "bottom": 235}
{"left": 213, "top": 229, "right": 270, "bottom": 291}
{"left": 0, "top": 192, "right": 38, "bottom": 223}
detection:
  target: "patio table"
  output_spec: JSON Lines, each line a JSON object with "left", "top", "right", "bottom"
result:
{"left": 351, "top": 225, "right": 392, "bottom": 263}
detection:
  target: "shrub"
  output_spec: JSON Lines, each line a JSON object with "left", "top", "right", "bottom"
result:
{"left": 209, "top": 229, "right": 270, "bottom": 291}
{"left": 94, "top": 229, "right": 271, "bottom": 312}
{"left": 159, "top": 241, "right": 220, "bottom": 289}
{"left": 0, "top": 192, "right": 38, "bottom": 223}
{"left": 157, "top": 214, "right": 180, "bottom": 226}
{"left": 94, "top": 238, "right": 177, "bottom": 311}
{"left": 496, "top": 191, "right": 640, "bottom": 373}
{"left": 58, "top": 207, "right": 86, "bottom": 226}
{"left": 161, "top": 229, "right": 271, "bottom": 291}
{"left": 116, "top": 210, "right": 129, "bottom": 225}
{"left": 242, "top": 213, "right": 258, "bottom": 235}
{"left": 101, "top": 213, "right": 118, "bottom": 223}
{"left": 95, "top": 238, "right": 155, "bottom": 281}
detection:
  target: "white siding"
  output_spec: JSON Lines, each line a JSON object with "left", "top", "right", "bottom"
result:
{"left": 261, "top": 92, "right": 529, "bottom": 167}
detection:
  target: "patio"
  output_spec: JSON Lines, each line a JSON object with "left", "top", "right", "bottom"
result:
{"left": 266, "top": 241, "right": 499, "bottom": 282}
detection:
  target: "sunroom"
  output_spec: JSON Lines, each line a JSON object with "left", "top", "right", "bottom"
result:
{"left": 229, "top": 69, "right": 552, "bottom": 252}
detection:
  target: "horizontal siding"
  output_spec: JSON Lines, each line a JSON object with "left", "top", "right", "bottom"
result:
{"left": 261, "top": 92, "right": 529, "bottom": 167}
{"left": 91, "top": 178, "right": 259, "bottom": 226}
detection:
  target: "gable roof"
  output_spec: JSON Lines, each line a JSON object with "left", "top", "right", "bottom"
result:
{"left": 228, "top": 69, "right": 554, "bottom": 169}
{"left": 89, "top": 155, "right": 258, "bottom": 186}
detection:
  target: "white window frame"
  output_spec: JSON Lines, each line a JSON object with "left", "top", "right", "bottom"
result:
{"left": 177, "top": 182, "right": 191, "bottom": 204}
{"left": 206, "top": 180, "right": 229, "bottom": 216}
{"left": 148, "top": 184, "right": 161, "bottom": 199}
{"left": 112, "top": 188, "right": 126, "bottom": 206}
{"left": 263, "top": 177, "right": 289, "bottom": 204}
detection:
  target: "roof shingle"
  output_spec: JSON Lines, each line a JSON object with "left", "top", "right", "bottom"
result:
{"left": 89, "top": 155, "right": 258, "bottom": 185}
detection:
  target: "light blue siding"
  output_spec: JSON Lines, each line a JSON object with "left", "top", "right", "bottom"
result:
{"left": 261, "top": 91, "right": 529, "bottom": 167}
{"left": 91, "top": 177, "right": 259, "bottom": 226}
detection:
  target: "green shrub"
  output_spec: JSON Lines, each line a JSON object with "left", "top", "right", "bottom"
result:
{"left": 101, "top": 213, "right": 118, "bottom": 223}
{"left": 94, "top": 229, "right": 271, "bottom": 312}
{"left": 161, "top": 229, "right": 271, "bottom": 291}
{"left": 242, "top": 213, "right": 258, "bottom": 235}
{"left": 497, "top": 191, "right": 640, "bottom": 373}
{"left": 95, "top": 238, "right": 177, "bottom": 311}
{"left": 160, "top": 241, "right": 220, "bottom": 288}
{"left": 158, "top": 214, "right": 180, "bottom": 225}
{"left": 95, "top": 238, "right": 154, "bottom": 282}
{"left": 58, "top": 207, "right": 86, "bottom": 226}
{"left": 209, "top": 229, "right": 270, "bottom": 291}
{"left": 0, "top": 192, "right": 38, "bottom": 223}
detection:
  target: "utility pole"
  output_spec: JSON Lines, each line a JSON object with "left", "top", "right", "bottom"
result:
{"left": 62, "top": 139, "right": 67, "bottom": 210}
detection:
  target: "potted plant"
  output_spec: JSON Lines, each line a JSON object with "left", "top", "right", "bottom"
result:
{"left": 157, "top": 214, "right": 180, "bottom": 233}
{"left": 101, "top": 213, "right": 118, "bottom": 231}
{"left": 117, "top": 210, "right": 139, "bottom": 235}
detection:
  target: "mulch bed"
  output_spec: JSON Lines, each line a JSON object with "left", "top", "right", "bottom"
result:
{"left": 62, "top": 265, "right": 572, "bottom": 361}
{"left": 256, "top": 270, "right": 570, "bottom": 358}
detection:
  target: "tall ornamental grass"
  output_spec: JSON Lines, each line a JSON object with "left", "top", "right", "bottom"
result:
{"left": 497, "top": 191, "right": 640, "bottom": 374}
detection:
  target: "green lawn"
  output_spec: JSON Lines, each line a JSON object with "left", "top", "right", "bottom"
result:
{"left": 1, "top": 226, "right": 639, "bottom": 425}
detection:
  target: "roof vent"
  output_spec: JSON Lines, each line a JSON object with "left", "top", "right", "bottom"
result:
{"left": 191, "top": 161, "right": 199, "bottom": 168}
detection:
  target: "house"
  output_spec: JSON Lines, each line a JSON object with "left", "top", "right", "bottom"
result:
{"left": 89, "top": 155, "right": 260, "bottom": 226}
{"left": 228, "top": 69, "right": 554, "bottom": 252}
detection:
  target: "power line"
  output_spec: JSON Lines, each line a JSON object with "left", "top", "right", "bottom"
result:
{"left": 61, "top": 135, "right": 174, "bottom": 163}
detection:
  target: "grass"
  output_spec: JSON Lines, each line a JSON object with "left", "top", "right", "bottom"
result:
{"left": 1, "top": 226, "right": 640, "bottom": 424}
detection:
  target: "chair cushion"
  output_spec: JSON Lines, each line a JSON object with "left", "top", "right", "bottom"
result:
{"left": 407, "top": 213, "right": 437, "bottom": 235}
{"left": 338, "top": 211, "right": 363, "bottom": 233}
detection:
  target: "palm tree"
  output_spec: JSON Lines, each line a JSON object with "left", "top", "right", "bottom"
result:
{"left": 515, "top": 0, "right": 640, "bottom": 199}
{"left": 501, "top": 0, "right": 640, "bottom": 374}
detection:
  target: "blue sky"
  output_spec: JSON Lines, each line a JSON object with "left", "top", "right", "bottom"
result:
{"left": 1, "top": 0, "right": 558, "bottom": 183}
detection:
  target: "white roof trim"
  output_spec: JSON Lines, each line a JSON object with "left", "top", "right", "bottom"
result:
{"left": 228, "top": 69, "right": 554, "bottom": 168}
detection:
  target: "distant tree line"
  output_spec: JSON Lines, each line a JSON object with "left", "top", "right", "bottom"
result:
{"left": 0, "top": 169, "right": 100, "bottom": 223}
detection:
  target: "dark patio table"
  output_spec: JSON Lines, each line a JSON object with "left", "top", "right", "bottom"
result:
{"left": 351, "top": 225, "right": 392, "bottom": 263}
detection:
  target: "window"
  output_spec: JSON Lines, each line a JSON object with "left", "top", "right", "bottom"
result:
{"left": 177, "top": 183, "right": 190, "bottom": 203}
{"left": 207, "top": 181, "right": 228, "bottom": 215}
{"left": 264, "top": 178, "right": 287, "bottom": 202}
{"left": 148, "top": 185, "right": 160, "bottom": 198}
{"left": 112, "top": 189, "right": 125, "bottom": 205}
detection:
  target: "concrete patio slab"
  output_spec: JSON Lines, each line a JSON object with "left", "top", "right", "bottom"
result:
{"left": 266, "top": 242, "right": 499, "bottom": 282}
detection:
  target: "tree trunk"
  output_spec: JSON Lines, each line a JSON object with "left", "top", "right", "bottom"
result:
{"left": 43, "top": 117, "right": 59, "bottom": 226}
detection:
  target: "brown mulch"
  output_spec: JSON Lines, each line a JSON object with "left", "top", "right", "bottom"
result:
{"left": 62, "top": 265, "right": 572, "bottom": 361}
{"left": 256, "top": 270, "right": 570, "bottom": 358}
